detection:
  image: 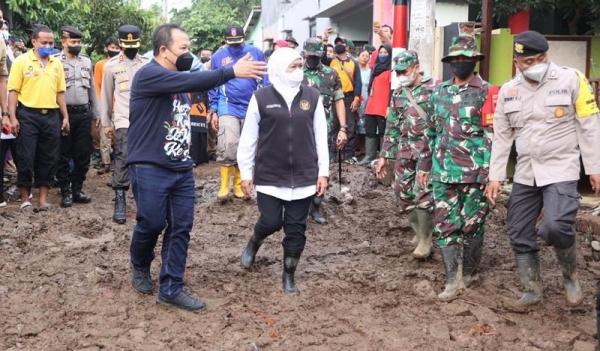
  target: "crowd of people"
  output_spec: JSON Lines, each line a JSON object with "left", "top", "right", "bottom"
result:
{"left": 1, "top": 11, "right": 600, "bottom": 314}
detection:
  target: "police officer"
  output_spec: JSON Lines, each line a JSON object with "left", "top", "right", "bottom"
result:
{"left": 302, "top": 37, "right": 347, "bottom": 224}
{"left": 417, "top": 36, "right": 492, "bottom": 301}
{"left": 375, "top": 50, "right": 436, "bottom": 259}
{"left": 486, "top": 31, "right": 600, "bottom": 308}
{"left": 100, "top": 25, "right": 148, "bottom": 224}
{"left": 56, "top": 26, "right": 99, "bottom": 207}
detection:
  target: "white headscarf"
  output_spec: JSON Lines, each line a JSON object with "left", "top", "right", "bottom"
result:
{"left": 267, "top": 47, "right": 303, "bottom": 101}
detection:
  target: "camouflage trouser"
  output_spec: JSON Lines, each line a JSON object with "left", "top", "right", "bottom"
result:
{"left": 393, "top": 158, "right": 433, "bottom": 212}
{"left": 431, "top": 181, "right": 489, "bottom": 248}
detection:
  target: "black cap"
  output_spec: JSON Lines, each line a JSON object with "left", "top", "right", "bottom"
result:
{"left": 61, "top": 26, "right": 82, "bottom": 39}
{"left": 118, "top": 25, "right": 141, "bottom": 48}
{"left": 334, "top": 37, "right": 345, "bottom": 45}
{"left": 286, "top": 36, "right": 298, "bottom": 46}
{"left": 514, "top": 30, "right": 548, "bottom": 57}
{"left": 224, "top": 24, "right": 244, "bottom": 44}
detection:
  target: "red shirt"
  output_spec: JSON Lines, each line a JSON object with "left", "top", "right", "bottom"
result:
{"left": 365, "top": 70, "right": 391, "bottom": 117}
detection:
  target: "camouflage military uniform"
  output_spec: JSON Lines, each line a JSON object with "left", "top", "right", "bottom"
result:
{"left": 381, "top": 73, "right": 435, "bottom": 212}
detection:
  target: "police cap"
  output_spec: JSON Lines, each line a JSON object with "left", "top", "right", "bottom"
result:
{"left": 118, "top": 25, "right": 141, "bottom": 48}
{"left": 61, "top": 26, "right": 82, "bottom": 39}
{"left": 514, "top": 30, "right": 548, "bottom": 57}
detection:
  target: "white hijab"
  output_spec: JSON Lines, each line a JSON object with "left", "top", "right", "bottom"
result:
{"left": 268, "top": 47, "right": 303, "bottom": 102}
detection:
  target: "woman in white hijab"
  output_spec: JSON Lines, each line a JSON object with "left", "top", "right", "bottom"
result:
{"left": 237, "top": 48, "right": 329, "bottom": 294}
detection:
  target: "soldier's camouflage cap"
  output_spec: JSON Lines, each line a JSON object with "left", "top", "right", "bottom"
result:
{"left": 303, "top": 37, "right": 323, "bottom": 56}
{"left": 393, "top": 50, "right": 419, "bottom": 71}
{"left": 441, "top": 35, "right": 484, "bottom": 63}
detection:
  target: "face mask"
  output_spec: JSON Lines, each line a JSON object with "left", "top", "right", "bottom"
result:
{"left": 377, "top": 55, "right": 389, "bottom": 64}
{"left": 521, "top": 62, "right": 549, "bottom": 82}
{"left": 37, "top": 47, "right": 54, "bottom": 59}
{"left": 200, "top": 57, "right": 210, "bottom": 63}
{"left": 68, "top": 45, "right": 82, "bottom": 56}
{"left": 175, "top": 52, "right": 194, "bottom": 71}
{"left": 284, "top": 69, "right": 304, "bottom": 87}
{"left": 107, "top": 50, "right": 120, "bottom": 58}
{"left": 397, "top": 75, "right": 412, "bottom": 87}
{"left": 450, "top": 61, "right": 476, "bottom": 80}
{"left": 124, "top": 48, "right": 138, "bottom": 60}
{"left": 305, "top": 56, "right": 320, "bottom": 70}
{"left": 228, "top": 44, "right": 244, "bottom": 56}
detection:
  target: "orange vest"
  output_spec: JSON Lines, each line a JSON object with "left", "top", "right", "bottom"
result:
{"left": 94, "top": 59, "right": 107, "bottom": 98}
{"left": 330, "top": 58, "right": 356, "bottom": 93}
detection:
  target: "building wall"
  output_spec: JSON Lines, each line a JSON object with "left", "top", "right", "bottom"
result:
{"left": 435, "top": 1, "right": 469, "bottom": 27}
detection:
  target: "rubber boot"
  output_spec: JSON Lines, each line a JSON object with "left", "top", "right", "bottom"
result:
{"left": 309, "top": 195, "right": 327, "bottom": 225}
{"left": 463, "top": 235, "right": 484, "bottom": 287}
{"left": 241, "top": 235, "right": 264, "bottom": 269}
{"left": 412, "top": 209, "right": 433, "bottom": 259}
{"left": 282, "top": 251, "right": 301, "bottom": 295}
{"left": 358, "top": 137, "right": 378, "bottom": 165}
{"left": 60, "top": 186, "right": 73, "bottom": 208}
{"left": 217, "top": 166, "right": 232, "bottom": 201}
{"left": 555, "top": 244, "right": 583, "bottom": 306}
{"left": 232, "top": 167, "right": 246, "bottom": 199}
{"left": 438, "top": 245, "right": 464, "bottom": 302}
{"left": 409, "top": 210, "right": 419, "bottom": 245}
{"left": 113, "top": 189, "right": 127, "bottom": 224}
{"left": 514, "top": 252, "right": 543, "bottom": 307}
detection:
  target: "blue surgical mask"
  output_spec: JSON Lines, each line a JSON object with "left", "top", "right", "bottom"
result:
{"left": 377, "top": 55, "right": 389, "bottom": 64}
{"left": 1, "top": 31, "right": 8, "bottom": 42}
{"left": 37, "top": 47, "right": 54, "bottom": 59}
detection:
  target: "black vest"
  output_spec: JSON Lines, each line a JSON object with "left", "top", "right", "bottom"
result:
{"left": 254, "top": 85, "right": 320, "bottom": 188}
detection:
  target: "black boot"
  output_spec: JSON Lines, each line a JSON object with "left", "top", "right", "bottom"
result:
{"left": 555, "top": 244, "right": 583, "bottom": 306}
{"left": 72, "top": 184, "right": 92, "bottom": 204}
{"left": 438, "top": 245, "right": 464, "bottom": 301}
{"left": 282, "top": 251, "right": 301, "bottom": 295}
{"left": 241, "top": 235, "right": 264, "bottom": 269}
{"left": 514, "top": 252, "right": 543, "bottom": 307}
{"left": 309, "top": 196, "right": 327, "bottom": 225}
{"left": 60, "top": 186, "right": 73, "bottom": 208}
{"left": 463, "top": 235, "right": 484, "bottom": 287}
{"left": 113, "top": 189, "right": 126, "bottom": 224}
{"left": 130, "top": 264, "right": 153, "bottom": 294}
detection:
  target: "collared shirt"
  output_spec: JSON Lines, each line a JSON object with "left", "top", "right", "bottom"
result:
{"left": 58, "top": 52, "right": 99, "bottom": 116}
{"left": 100, "top": 53, "right": 148, "bottom": 129}
{"left": 489, "top": 62, "right": 600, "bottom": 186}
{"left": 7, "top": 49, "right": 66, "bottom": 109}
{"left": 418, "top": 74, "right": 491, "bottom": 184}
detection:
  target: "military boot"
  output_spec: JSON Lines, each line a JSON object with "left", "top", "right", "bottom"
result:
{"left": 72, "top": 183, "right": 92, "bottom": 204}
{"left": 60, "top": 186, "right": 73, "bottom": 208}
{"left": 358, "top": 137, "right": 378, "bottom": 165}
{"left": 282, "top": 251, "right": 301, "bottom": 295}
{"left": 463, "top": 235, "right": 484, "bottom": 287}
{"left": 438, "top": 245, "right": 464, "bottom": 302}
{"left": 241, "top": 235, "right": 265, "bottom": 269}
{"left": 113, "top": 189, "right": 127, "bottom": 224}
{"left": 555, "top": 244, "right": 583, "bottom": 306}
{"left": 412, "top": 209, "right": 433, "bottom": 259}
{"left": 514, "top": 252, "right": 543, "bottom": 307}
{"left": 309, "top": 195, "right": 327, "bottom": 225}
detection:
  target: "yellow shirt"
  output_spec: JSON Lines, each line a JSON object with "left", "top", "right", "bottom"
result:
{"left": 7, "top": 49, "right": 66, "bottom": 109}
{"left": 330, "top": 58, "right": 356, "bottom": 93}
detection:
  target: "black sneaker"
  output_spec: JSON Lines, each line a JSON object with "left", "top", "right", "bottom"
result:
{"left": 131, "top": 265, "right": 153, "bottom": 294}
{"left": 157, "top": 291, "right": 206, "bottom": 312}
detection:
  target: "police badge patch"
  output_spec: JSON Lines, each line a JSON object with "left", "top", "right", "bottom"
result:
{"left": 299, "top": 99, "right": 310, "bottom": 111}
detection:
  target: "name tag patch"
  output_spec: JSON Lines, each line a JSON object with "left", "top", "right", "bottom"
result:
{"left": 266, "top": 104, "right": 281, "bottom": 109}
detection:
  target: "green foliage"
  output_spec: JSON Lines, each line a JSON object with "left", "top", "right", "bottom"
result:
{"left": 6, "top": 0, "right": 163, "bottom": 57}
{"left": 170, "top": 0, "right": 260, "bottom": 52}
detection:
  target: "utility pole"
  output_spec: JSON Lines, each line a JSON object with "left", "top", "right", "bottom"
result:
{"left": 480, "top": 0, "right": 493, "bottom": 80}
{"left": 392, "top": 0, "right": 408, "bottom": 48}
{"left": 407, "top": 0, "right": 436, "bottom": 75}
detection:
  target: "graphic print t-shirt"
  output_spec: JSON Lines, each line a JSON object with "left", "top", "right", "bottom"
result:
{"left": 127, "top": 59, "right": 235, "bottom": 171}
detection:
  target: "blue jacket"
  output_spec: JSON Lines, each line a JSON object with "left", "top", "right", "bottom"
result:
{"left": 209, "top": 44, "right": 266, "bottom": 119}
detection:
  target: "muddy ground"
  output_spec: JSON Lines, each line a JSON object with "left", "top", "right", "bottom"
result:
{"left": 0, "top": 162, "right": 599, "bottom": 351}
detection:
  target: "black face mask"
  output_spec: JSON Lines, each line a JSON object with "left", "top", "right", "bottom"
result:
{"left": 200, "top": 57, "right": 210, "bottom": 63}
{"left": 124, "top": 48, "right": 138, "bottom": 60}
{"left": 68, "top": 45, "right": 82, "bottom": 56}
{"left": 305, "top": 56, "right": 320, "bottom": 70}
{"left": 450, "top": 61, "right": 476, "bottom": 80}
{"left": 107, "top": 50, "right": 120, "bottom": 58}
{"left": 175, "top": 52, "right": 194, "bottom": 71}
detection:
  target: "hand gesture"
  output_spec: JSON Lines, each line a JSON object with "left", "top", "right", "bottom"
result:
{"left": 233, "top": 53, "right": 267, "bottom": 80}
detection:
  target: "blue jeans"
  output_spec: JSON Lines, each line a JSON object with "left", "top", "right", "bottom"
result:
{"left": 129, "top": 164, "right": 195, "bottom": 298}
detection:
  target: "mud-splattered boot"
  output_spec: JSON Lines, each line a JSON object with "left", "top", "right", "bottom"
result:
{"left": 438, "top": 245, "right": 464, "bottom": 302}
{"left": 241, "top": 235, "right": 264, "bottom": 269}
{"left": 282, "top": 251, "right": 301, "bottom": 295}
{"left": 309, "top": 195, "right": 327, "bottom": 225}
{"left": 555, "top": 244, "right": 583, "bottom": 306}
{"left": 463, "top": 235, "right": 484, "bottom": 287}
{"left": 409, "top": 210, "right": 419, "bottom": 245}
{"left": 60, "top": 186, "right": 73, "bottom": 208}
{"left": 513, "top": 252, "right": 543, "bottom": 308}
{"left": 113, "top": 189, "right": 126, "bottom": 224}
{"left": 412, "top": 209, "right": 433, "bottom": 259}
{"left": 233, "top": 167, "right": 247, "bottom": 199}
{"left": 217, "top": 166, "right": 232, "bottom": 202}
